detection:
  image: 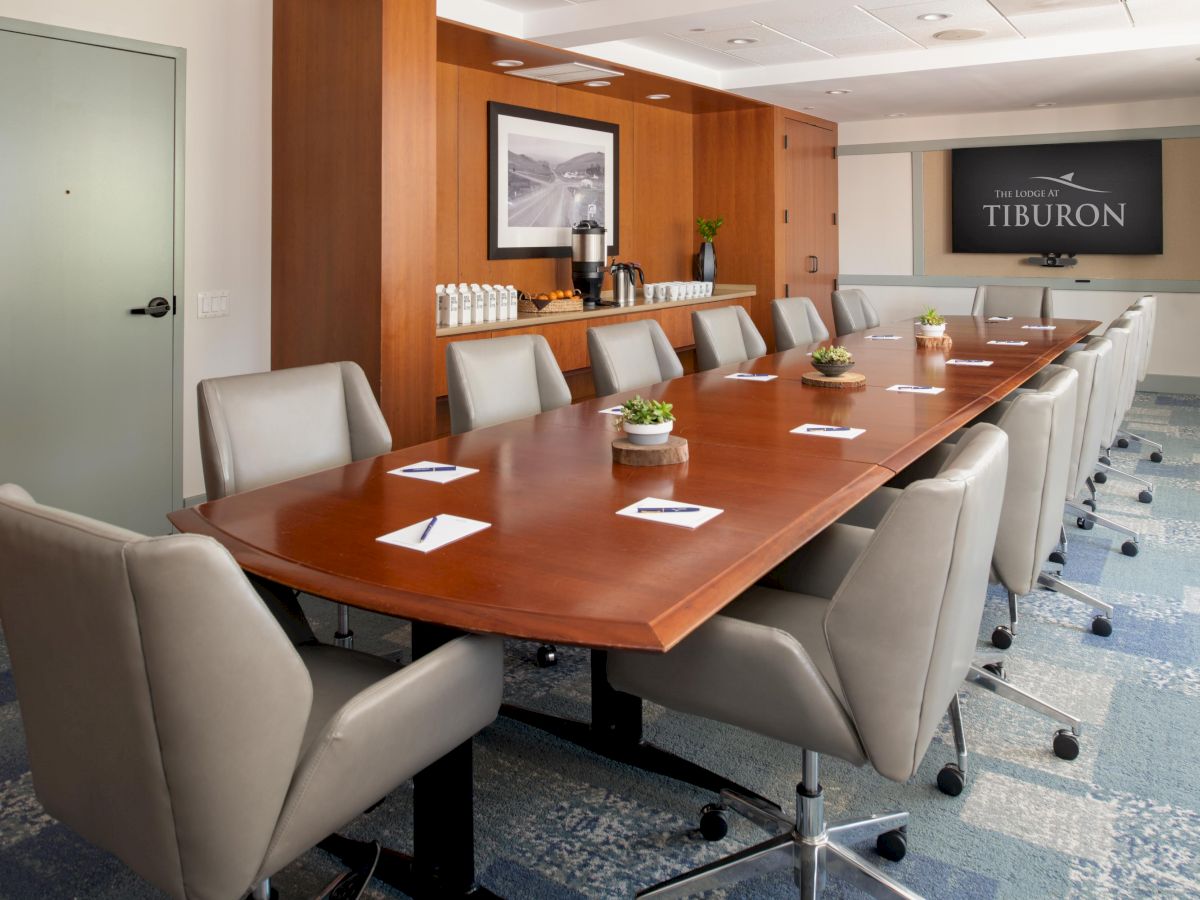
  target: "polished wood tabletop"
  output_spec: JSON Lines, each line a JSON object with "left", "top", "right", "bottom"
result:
{"left": 169, "top": 314, "right": 1097, "bottom": 653}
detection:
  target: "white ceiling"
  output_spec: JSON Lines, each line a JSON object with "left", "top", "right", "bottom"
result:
{"left": 437, "top": 0, "right": 1200, "bottom": 121}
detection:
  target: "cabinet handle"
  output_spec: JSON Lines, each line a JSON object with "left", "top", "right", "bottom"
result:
{"left": 808, "top": 255, "right": 819, "bottom": 274}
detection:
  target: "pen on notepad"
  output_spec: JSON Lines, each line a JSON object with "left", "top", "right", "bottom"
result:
{"left": 733, "top": 373, "right": 766, "bottom": 378}
{"left": 419, "top": 516, "right": 438, "bottom": 542}
{"left": 403, "top": 466, "right": 457, "bottom": 473}
{"left": 806, "top": 426, "right": 851, "bottom": 432}
{"left": 896, "top": 386, "right": 933, "bottom": 391}
{"left": 637, "top": 506, "right": 701, "bottom": 514}
{"left": 953, "top": 360, "right": 988, "bottom": 364}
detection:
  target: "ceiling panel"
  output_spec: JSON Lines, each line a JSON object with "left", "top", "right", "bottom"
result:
{"left": 1007, "top": 4, "right": 1132, "bottom": 37}
{"left": 626, "top": 34, "right": 755, "bottom": 71}
{"left": 1124, "top": 0, "right": 1200, "bottom": 27}
{"left": 867, "top": 0, "right": 1022, "bottom": 48}
{"left": 666, "top": 21, "right": 802, "bottom": 51}
{"left": 482, "top": 0, "right": 572, "bottom": 11}
{"left": 723, "top": 42, "right": 832, "bottom": 64}
{"left": 990, "top": 0, "right": 1121, "bottom": 13}
{"left": 761, "top": 7, "right": 923, "bottom": 56}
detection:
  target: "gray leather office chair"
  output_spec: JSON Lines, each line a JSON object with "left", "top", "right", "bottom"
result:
{"left": 446, "top": 334, "right": 571, "bottom": 667}
{"left": 586, "top": 320, "right": 683, "bottom": 397}
{"left": 971, "top": 285, "right": 1054, "bottom": 318}
{"left": 1112, "top": 296, "right": 1164, "bottom": 463}
{"left": 446, "top": 334, "right": 571, "bottom": 435}
{"left": 609, "top": 424, "right": 1008, "bottom": 898}
{"left": 0, "top": 484, "right": 503, "bottom": 900}
{"left": 830, "top": 288, "right": 881, "bottom": 337}
{"left": 771, "top": 296, "right": 830, "bottom": 350}
{"left": 1093, "top": 312, "right": 1155, "bottom": 503}
{"left": 198, "top": 361, "right": 392, "bottom": 648}
{"left": 691, "top": 306, "right": 767, "bottom": 371}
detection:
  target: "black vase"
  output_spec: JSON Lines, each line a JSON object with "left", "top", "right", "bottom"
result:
{"left": 695, "top": 241, "right": 716, "bottom": 282}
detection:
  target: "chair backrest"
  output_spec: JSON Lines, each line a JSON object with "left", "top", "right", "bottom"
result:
{"left": 970, "top": 285, "right": 1054, "bottom": 319}
{"left": 0, "top": 484, "right": 312, "bottom": 900}
{"left": 1100, "top": 316, "right": 1133, "bottom": 448}
{"left": 1133, "top": 295, "right": 1156, "bottom": 382}
{"left": 988, "top": 366, "right": 1078, "bottom": 597}
{"left": 830, "top": 288, "right": 880, "bottom": 337}
{"left": 1058, "top": 337, "right": 1112, "bottom": 499}
{"left": 823, "top": 424, "right": 1008, "bottom": 782}
{"left": 691, "top": 306, "right": 767, "bottom": 371}
{"left": 198, "top": 361, "right": 391, "bottom": 500}
{"left": 447, "top": 333, "right": 572, "bottom": 434}
{"left": 586, "top": 319, "right": 683, "bottom": 397}
{"left": 1119, "top": 307, "right": 1145, "bottom": 416}
{"left": 771, "top": 297, "right": 830, "bottom": 350}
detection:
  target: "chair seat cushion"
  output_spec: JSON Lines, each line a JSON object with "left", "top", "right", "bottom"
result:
{"left": 761, "top": 522, "right": 873, "bottom": 599}
{"left": 295, "top": 644, "right": 401, "bottom": 756}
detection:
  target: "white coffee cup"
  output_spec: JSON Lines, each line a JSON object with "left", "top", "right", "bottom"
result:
{"left": 667, "top": 283, "right": 682, "bottom": 301}
{"left": 643, "top": 283, "right": 657, "bottom": 301}
{"left": 704, "top": 282, "right": 714, "bottom": 296}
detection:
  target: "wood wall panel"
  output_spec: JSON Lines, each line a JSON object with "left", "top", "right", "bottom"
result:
{"left": 272, "top": 0, "right": 383, "bottom": 385}
{"left": 379, "top": 0, "right": 437, "bottom": 447}
{"left": 435, "top": 62, "right": 460, "bottom": 285}
{"left": 633, "top": 103, "right": 695, "bottom": 283}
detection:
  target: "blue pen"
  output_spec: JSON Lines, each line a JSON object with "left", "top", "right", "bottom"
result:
{"left": 896, "top": 385, "right": 934, "bottom": 391}
{"left": 734, "top": 373, "right": 764, "bottom": 379}
{"left": 419, "top": 516, "right": 438, "bottom": 542}
{"left": 807, "top": 426, "right": 851, "bottom": 432}
{"left": 403, "top": 466, "right": 457, "bottom": 473}
{"left": 638, "top": 506, "right": 701, "bottom": 514}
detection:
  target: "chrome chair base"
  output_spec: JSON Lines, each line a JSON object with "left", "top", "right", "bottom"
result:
{"left": 966, "top": 661, "right": 1082, "bottom": 759}
{"left": 638, "top": 752, "right": 918, "bottom": 899}
{"left": 334, "top": 602, "right": 355, "bottom": 649}
{"left": 1116, "top": 428, "right": 1163, "bottom": 455}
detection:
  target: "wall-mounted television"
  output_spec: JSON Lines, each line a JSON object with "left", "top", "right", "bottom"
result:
{"left": 952, "top": 140, "right": 1162, "bottom": 255}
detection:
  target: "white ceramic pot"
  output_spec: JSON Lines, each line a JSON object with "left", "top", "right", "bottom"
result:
{"left": 919, "top": 323, "right": 946, "bottom": 337}
{"left": 622, "top": 420, "right": 674, "bottom": 445}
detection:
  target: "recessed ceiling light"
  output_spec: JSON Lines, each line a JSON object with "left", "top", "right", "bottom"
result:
{"left": 1033, "top": 101, "right": 1057, "bottom": 108}
{"left": 727, "top": 37, "right": 758, "bottom": 45}
{"left": 492, "top": 59, "right": 523, "bottom": 68}
{"left": 803, "top": 106, "right": 816, "bottom": 110}
{"left": 825, "top": 89, "right": 851, "bottom": 95}
{"left": 933, "top": 28, "right": 986, "bottom": 40}
{"left": 584, "top": 80, "right": 610, "bottom": 88}
{"left": 689, "top": 27, "right": 707, "bottom": 32}
{"left": 918, "top": 13, "right": 950, "bottom": 21}
{"left": 887, "top": 113, "right": 907, "bottom": 118}
{"left": 646, "top": 93, "right": 671, "bottom": 100}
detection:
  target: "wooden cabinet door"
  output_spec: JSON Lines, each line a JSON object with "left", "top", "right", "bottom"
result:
{"left": 782, "top": 118, "right": 838, "bottom": 336}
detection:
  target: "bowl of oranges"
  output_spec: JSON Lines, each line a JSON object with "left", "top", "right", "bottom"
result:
{"left": 519, "top": 287, "right": 584, "bottom": 315}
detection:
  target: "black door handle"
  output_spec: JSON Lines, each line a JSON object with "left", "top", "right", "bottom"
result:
{"left": 130, "top": 297, "right": 170, "bottom": 318}
{"left": 808, "top": 255, "right": 819, "bottom": 274}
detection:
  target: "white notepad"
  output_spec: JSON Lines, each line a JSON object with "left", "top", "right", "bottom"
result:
{"left": 616, "top": 497, "right": 723, "bottom": 530}
{"left": 987, "top": 316, "right": 1013, "bottom": 322}
{"left": 388, "top": 461, "right": 479, "bottom": 484}
{"left": 987, "top": 340, "right": 1028, "bottom": 346}
{"left": 791, "top": 423, "right": 865, "bottom": 440}
{"left": 887, "top": 384, "right": 944, "bottom": 395}
{"left": 377, "top": 514, "right": 491, "bottom": 553}
{"left": 725, "top": 373, "right": 778, "bottom": 381}
{"left": 865, "top": 334, "right": 902, "bottom": 341}
{"left": 1022, "top": 324, "right": 1057, "bottom": 330}
{"left": 598, "top": 406, "right": 625, "bottom": 416}
{"left": 946, "top": 359, "right": 994, "bottom": 367}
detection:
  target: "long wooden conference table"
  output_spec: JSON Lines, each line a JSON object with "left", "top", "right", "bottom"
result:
{"left": 169, "top": 314, "right": 1098, "bottom": 898}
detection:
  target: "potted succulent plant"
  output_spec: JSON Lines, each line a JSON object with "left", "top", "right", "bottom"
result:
{"left": 811, "top": 345, "right": 855, "bottom": 377}
{"left": 694, "top": 216, "right": 723, "bottom": 283}
{"left": 918, "top": 306, "right": 946, "bottom": 337}
{"left": 619, "top": 395, "right": 675, "bottom": 445}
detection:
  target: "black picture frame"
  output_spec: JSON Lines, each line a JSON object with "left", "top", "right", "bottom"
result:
{"left": 488, "top": 101, "right": 619, "bottom": 260}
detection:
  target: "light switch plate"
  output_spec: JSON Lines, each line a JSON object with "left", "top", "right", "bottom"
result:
{"left": 198, "top": 290, "right": 230, "bottom": 318}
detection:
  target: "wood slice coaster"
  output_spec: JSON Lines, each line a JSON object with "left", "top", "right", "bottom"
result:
{"left": 801, "top": 371, "right": 867, "bottom": 390}
{"left": 612, "top": 435, "right": 689, "bottom": 466}
{"left": 915, "top": 334, "right": 953, "bottom": 350}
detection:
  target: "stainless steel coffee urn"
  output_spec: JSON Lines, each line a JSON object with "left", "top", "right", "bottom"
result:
{"left": 571, "top": 219, "right": 607, "bottom": 308}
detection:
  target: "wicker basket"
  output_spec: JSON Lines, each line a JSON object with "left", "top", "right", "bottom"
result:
{"left": 518, "top": 291, "right": 584, "bottom": 315}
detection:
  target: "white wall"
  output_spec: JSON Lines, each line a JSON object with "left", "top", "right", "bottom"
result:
{"left": 0, "top": 0, "right": 273, "bottom": 498}
{"left": 838, "top": 98, "right": 1200, "bottom": 382}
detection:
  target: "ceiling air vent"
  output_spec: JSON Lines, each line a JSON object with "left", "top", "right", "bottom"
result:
{"left": 507, "top": 62, "right": 625, "bottom": 85}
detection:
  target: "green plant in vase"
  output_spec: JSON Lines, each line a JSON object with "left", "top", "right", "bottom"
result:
{"left": 694, "top": 216, "right": 723, "bottom": 283}
{"left": 918, "top": 306, "right": 946, "bottom": 337}
{"left": 811, "top": 345, "right": 855, "bottom": 377}
{"left": 619, "top": 395, "right": 675, "bottom": 445}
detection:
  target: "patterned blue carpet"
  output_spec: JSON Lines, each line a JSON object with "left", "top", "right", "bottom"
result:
{"left": 1, "top": 391, "right": 1198, "bottom": 898}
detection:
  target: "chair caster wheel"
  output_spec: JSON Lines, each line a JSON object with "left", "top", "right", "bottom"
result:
{"left": 1082, "top": 498, "right": 1096, "bottom": 510}
{"left": 1093, "top": 471, "right": 1108, "bottom": 484}
{"left": 1150, "top": 451, "right": 1163, "bottom": 463}
{"left": 936, "top": 764, "right": 965, "bottom": 797}
{"left": 1116, "top": 438, "right": 1129, "bottom": 448}
{"left": 1138, "top": 490, "right": 1153, "bottom": 504}
{"left": 1100, "top": 455, "right": 1112, "bottom": 466}
{"left": 1048, "top": 550, "right": 1066, "bottom": 565}
{"left": 535, "top": 644, "right": 558, "bottom": 667}
{"left": 990, "top": 625, "right": 1013, "bottom": 650}
{"left": 1091, "top": 615, "right": 1113, "bottom": 637}
{"left": 1077, "top": 516, "right": 1094, "bottom": 531}
{"left": 876, "top": 829, "right": 907, "bottom": 862}
{"left": 1121, "top": 541, "right": 1138, "bottom": 558}
{"left": 982, "top": 661, "right": 1006, "bottom": 680}
{"left": 699, "top": 803, "right": 729, "bottom": 841}
{"left": 1053, "top": 730, "right": 1081, "bottom": 761}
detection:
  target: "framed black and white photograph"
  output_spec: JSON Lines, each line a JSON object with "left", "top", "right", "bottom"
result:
{"left": 488, "top": 101, "right": 619, "bottom": 259}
